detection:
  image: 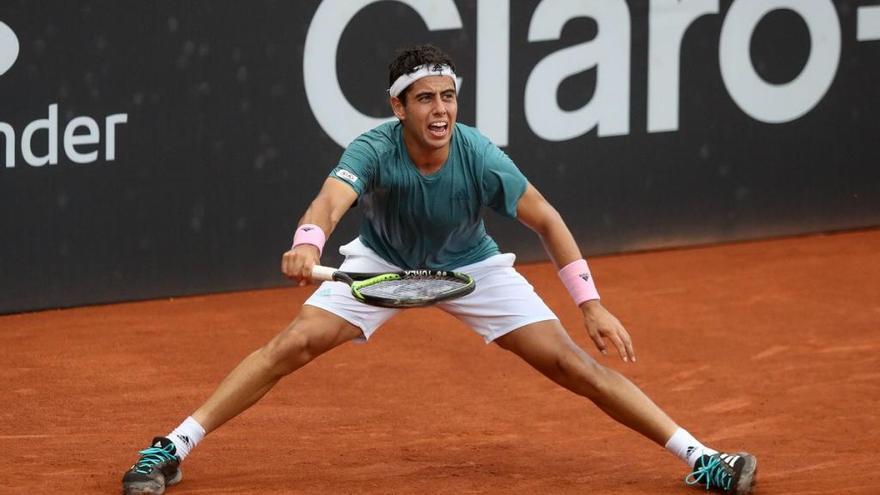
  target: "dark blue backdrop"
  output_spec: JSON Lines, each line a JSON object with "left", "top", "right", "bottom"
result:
{"left": 1, "top": 1, "right": 878, "bottom": 313}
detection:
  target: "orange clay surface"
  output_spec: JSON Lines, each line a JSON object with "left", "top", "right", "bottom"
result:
{"left": 2, "top": 229, "right": 879, "bottom": 494}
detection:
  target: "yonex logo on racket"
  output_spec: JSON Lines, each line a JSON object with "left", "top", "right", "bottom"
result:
{"left": 0, "top": 21, "right": 19, "bottom": 77}
{"left": 405, "top": 270, "right": 436, "bottom": 277}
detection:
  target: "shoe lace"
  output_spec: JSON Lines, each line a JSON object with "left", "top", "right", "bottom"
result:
{"left": 133, "top": 444, "right": 176, "bottom": 475}
{"left": 685, "top": 456, "right": 732, "bottom": 492}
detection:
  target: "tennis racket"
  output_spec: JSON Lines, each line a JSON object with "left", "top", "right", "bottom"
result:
{"left": 310, "top": 265, "right": 475, "bottom": 308}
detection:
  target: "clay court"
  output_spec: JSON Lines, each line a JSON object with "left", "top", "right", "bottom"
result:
{"left": 2, "top": 229, "right": 878, "bottom": 494}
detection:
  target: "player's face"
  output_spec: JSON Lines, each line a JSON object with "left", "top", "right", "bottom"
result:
{"left": 392, "top": 76, "right": 458, "bottom": 152}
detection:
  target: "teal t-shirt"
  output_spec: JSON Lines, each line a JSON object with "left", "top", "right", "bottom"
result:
{"left": 329, "top": 121, "right": 527, "bottom": 270}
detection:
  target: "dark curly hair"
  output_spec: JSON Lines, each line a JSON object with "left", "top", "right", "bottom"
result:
{"left": 388, "top": 44, "right": 457, "bottom": 104}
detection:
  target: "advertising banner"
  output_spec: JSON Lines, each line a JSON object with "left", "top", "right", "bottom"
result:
{"left": 2, "top": 1, "right": 878, "bottom": 313}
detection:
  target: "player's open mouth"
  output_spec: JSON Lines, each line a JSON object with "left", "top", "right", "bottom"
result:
{"left": 428, "top": 121, "right": 448, "bottom": 137}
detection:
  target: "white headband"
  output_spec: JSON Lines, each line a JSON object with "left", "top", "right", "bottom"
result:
{"left": 388, "top": 63, "right": 459, "bottom": 98}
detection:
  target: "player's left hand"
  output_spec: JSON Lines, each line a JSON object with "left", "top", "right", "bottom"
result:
{"left": 580, "top": 300, "right": 635, "bottom": 363}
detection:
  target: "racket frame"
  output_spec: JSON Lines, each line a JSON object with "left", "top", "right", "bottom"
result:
{"left": 311, "top": 265, "right": 475, "bottom": 308}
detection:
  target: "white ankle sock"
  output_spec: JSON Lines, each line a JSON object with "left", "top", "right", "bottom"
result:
{"left": 167, "top": 416, "right": 206, "bottom": 461}
{"left": 664, "top": 428, "right": 718, "bottom": 467}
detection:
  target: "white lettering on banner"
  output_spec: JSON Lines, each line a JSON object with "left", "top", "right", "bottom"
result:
{"left": 525, "top": 0, "right": 630, "bottom": 141}
{"left": 648, "top": 0, "right": 720, "bottom": 133}
{"left": 104, "top": 114, "right": 128, "bottom": 161}
{"left": 303, "top": 0, "right": 864, "bottom": 147}
{"left": 63, "top": 116, "right": 101, "bottom": 164}
{"left": 21, "top": 104, "right": 58, "bottom": 166}
{"left": 303, "top": 0, "right": 463, "bottom": 147}
{"left": 0, "top": 21, "right": 18, "bottom": 76}
{"left": 0, "top": 122, "right": 12, "bottom": 167}
{"left": 720, "top": 0, "right": 840, "bottom": 124}
{"left": 477, "top": 0, "right": 510, "bottom": 145}
{"left": 857, "top": 5, "right": 880, "bottom": 41}
{"left": 0, "top": 22, "right": 129, "bottom": 169}
{"left": 2, "top": 104, "right": 129, "bottom": 168}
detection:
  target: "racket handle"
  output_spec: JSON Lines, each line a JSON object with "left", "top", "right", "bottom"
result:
{"left": 310, "top": 265, "right": 338, "bottom": 281}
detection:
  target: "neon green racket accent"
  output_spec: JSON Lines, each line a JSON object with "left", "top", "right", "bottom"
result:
{"left": 351, "top": 273, "right": 402, "bottom": 301}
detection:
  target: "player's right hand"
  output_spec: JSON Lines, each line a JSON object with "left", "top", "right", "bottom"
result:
{"left": 281, "top": 245, "right": 320, "bottom": 286}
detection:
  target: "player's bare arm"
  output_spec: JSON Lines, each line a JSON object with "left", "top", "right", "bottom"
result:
{"left": 515, "top": 182, "right": 636, "bottom": 362}
{"left": 281, "top": 178, "right": 357, "bottom": 285}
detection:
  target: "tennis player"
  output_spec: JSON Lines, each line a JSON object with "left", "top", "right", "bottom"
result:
{"left": 122, "top": 44, "right": 756, "bottom": 495}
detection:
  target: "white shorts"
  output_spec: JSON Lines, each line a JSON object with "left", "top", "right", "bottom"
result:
{"left": 304, "top": 238, "right": 558, "bottom": 343}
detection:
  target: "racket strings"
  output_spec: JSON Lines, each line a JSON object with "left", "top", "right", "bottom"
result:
{"left": 357, "top": 277, "right": 466, "bottom": 299}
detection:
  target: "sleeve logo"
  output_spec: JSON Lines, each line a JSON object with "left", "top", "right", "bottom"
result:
{"left": 335, "top": 169, "right": 358, "bottom": 183}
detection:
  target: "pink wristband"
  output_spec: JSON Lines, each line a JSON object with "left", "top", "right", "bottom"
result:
{"left": 558, "top": 259, "right": 600, "bottom": 305}
{"left": 292, "top": 224, "right": 326, "bottom": 255}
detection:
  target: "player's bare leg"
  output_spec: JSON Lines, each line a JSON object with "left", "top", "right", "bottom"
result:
{"left": 495, "top": 320, "right": 756, "bottom": 494}
{"left": 122, "top": 306, "right": 362, "bottom": 495}
{"left": 192, "top": 306, "right": 362, "bottom": 433}
{"left": 495, "top": 319, "right": 677, "bottom": 445}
